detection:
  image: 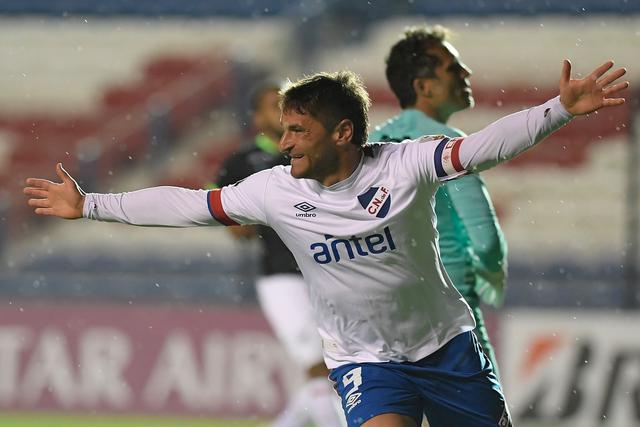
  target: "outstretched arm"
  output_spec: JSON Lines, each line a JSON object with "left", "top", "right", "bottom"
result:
{"left": 24, "top": 163, "right": 215, "bottom": 226}
{"left": 25, "top": 164, "right": 270, "bottom": 227}
{"left": 413, "top": 60, "right": 629, "bottom": 182}
{"left": 461, "top": 60, "right": 627, "bottom": 172}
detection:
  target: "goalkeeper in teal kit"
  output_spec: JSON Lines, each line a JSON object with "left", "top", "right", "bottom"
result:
{"left": 370, "top": 26, "right": 507, "bottom": 374}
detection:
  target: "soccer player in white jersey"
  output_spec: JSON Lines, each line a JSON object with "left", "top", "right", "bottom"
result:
{"left": 25, "top": 60, "right": 627, "bottom": 427}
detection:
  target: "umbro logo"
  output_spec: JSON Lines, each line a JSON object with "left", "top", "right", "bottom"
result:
{"left": 294, "top": 202, "right": 317, "bottom": 218}
{"left": 294, "top": 202, "right": 316, "bottom": 212}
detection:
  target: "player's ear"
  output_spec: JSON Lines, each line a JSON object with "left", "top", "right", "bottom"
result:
{"left": 413, "top": 77, "right": 432, "bottom": 99}
{"left": 334, "top": 119, "right": 354, "bottom": 147}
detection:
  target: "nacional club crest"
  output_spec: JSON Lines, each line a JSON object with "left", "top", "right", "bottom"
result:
{"left": 357, "top": 186, "right": 392, "bottom": 218}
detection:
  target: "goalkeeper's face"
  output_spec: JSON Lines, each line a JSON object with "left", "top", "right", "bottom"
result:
{"left": 427, "top": 42, "right": 474, "bottom": 114}
{"left": 254, "top": 89, "right": 284, "bottom": 141}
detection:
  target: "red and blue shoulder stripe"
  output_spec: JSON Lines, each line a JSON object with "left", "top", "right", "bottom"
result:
{"left": 207, "top": 189, "right": 239, "bottom": 226}
{"left": 433, "top": 137, "right": 465, "bottom": 179}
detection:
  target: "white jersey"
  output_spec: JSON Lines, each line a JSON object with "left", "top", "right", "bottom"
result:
{"left": 84, "top": 97, "right": 572, "bottom": 368}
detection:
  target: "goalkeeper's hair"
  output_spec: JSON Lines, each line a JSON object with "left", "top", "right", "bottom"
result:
{"left": 386, "top": 25, "right": 452, "bottom": 108}
{"left": 247, "top": 80, "right": 281, "bottom": 114}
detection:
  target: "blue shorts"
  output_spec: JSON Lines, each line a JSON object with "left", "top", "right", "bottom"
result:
{"left": 329, "top": 331, "right": 512, "bottom": 427}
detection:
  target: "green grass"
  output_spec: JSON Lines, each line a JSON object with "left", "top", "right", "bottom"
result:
{"left": 0, "top": 413, "right": 263, "bottom": 427}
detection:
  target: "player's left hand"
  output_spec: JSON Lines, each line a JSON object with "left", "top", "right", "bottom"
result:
{"left": 559, "top": 59, "right": 629, "bottom": 116}
{"left": 24, "top": 163, "right": 85, "bottom": 219}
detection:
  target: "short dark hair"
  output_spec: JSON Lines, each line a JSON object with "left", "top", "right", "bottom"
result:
{"left": 280, "top": 71, "right": 371, "bottom": 147}
{"left": 248, "top": 80, "right": 281, "bottom": 113}
{"left": 385, "top": 25, "right": 451, "bottom": 108}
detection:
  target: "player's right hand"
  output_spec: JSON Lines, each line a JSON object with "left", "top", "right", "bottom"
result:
{"left": 24, "top": 163, "right": 85, "bottom": 219}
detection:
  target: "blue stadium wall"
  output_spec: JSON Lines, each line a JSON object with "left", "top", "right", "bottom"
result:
{"left": 0, "top": 0, "right": 638, "bottom": 17}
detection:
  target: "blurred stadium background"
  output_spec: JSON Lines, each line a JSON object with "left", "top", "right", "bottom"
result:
{"left": 0, "top": 1, "right": 638, "bottom": 426}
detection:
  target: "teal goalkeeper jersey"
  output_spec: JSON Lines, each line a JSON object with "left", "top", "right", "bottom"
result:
{"left": 370, "top": 109, "right": 507, "bottom": 307}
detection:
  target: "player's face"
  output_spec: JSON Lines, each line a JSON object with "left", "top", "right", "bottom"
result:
{"left": 279, "top": 110, "right": 340, "bottom": 183}
{"left": 254, "top": 89, "right": 284, "bottom": 140}
{"left": 426, "top": 41, "right": 474, "bottom": 114}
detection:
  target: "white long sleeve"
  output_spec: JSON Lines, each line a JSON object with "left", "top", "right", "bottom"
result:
{"left": 384, "top": 96, "right": 573, "bottom": 184}
{"left": 459, "top": 95, "right": 573, "bottom": 172}
{"left": 83, "top": 186, "right": 216, "bottom": 227}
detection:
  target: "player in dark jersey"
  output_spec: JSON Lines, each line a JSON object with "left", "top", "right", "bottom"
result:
{"left": 216, "top": 82, "right": 344, "bottom": 427}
